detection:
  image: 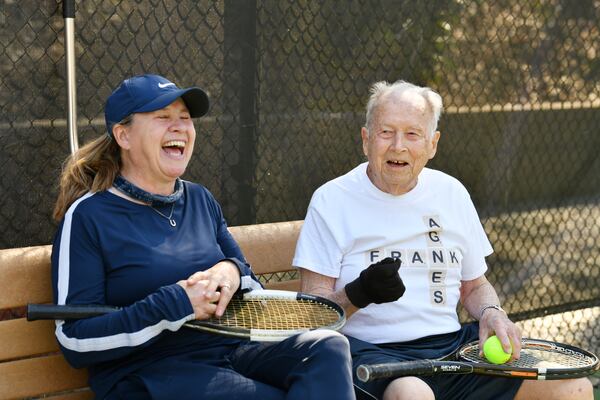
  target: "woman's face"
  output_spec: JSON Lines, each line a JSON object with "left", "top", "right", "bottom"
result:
{"left": 114, "top": 98, "right": 196, "bottom": 194}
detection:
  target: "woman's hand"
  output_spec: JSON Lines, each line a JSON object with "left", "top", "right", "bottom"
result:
{"left": 184, "top": 260, "right": 241, "bottom": 318}
{"left": 177, "top": 279, "right": 220, "bottom": 319}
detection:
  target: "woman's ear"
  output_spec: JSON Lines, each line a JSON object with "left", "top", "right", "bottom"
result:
{"left": 112, "top": 124, "right": 131, "bottom": 150}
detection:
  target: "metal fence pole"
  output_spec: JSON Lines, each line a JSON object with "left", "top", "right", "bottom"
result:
{"left": 63, "top": 0, "right": 78, "bottom": 154}
{"left": 223, "top": 0, "right": 258, "bottom": 225}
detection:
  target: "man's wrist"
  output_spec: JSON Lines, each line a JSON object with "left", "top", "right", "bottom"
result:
{"left": 344, "top": 278, "right": 371, "bottom": 308}
{"left": 479, "top": 304, "right": 505, "bottom": 320}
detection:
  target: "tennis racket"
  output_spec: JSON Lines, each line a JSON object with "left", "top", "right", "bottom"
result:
{"left": 357, "top": 338, "right": 599, "bottom": 382}
{"left": 27, "top": 289, "right": 346, "bottom": 342}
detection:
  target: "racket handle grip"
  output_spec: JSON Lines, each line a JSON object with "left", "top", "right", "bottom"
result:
{"left": 357, "top": 359, "right": 437, "bottom": 382}
{"left": 27, "top": 304, "right": 118, "bottom": 321}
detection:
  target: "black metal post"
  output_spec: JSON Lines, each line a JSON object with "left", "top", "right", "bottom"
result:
{"left": 223, "top": 0, "right": 258, "bottom": 225}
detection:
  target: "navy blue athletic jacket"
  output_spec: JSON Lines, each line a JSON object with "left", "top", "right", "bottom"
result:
{"left": 51, "top": 181, "right": 262, "bottom": 397}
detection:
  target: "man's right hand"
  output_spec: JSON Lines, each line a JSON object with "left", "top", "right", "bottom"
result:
{"left": 344, "top": 257, "right": 405, "bottom": 308}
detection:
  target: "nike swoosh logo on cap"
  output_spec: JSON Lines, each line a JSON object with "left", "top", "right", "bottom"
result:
{"left": 158, "top": 82, "right": 175, "bottom": 88}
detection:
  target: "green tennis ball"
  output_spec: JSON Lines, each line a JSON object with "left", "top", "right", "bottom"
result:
{"left": 483, "top": 335, "right": 512, "bottom": 364}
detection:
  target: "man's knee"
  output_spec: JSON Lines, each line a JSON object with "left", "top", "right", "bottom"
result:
{"left": 382, "top": 376, "right": 434, "bottom": 400}
{"left": 515, "top": 377, "right": 593, "bottom": 400}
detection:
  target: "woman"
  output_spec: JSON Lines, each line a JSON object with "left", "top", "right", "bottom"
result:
{"left": 51, "top": 74, "right": 354, "bottom": 399}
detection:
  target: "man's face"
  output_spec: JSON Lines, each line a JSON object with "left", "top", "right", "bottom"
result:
{"left": 361, "top": 92, "right": 440, "bottom": 196}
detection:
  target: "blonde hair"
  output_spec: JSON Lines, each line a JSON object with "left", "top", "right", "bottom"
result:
{"left": 53, "top": 135, "right": 121, "bottom": 220}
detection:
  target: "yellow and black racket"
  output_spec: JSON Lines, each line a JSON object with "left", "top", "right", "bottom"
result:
{"left": 27, "top": 290, "right": 346, "bottom": 342}
{"left": 357, "top": 338, "right": 599, "bottom": 382}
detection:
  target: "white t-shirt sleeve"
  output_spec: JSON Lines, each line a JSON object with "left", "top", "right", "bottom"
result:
{"left": 293, "top": 200, "right": 343, "bottom": 278}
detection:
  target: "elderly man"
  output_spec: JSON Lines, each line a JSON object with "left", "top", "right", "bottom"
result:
{"left": 293, "top": 80, "right": 592, "bottom": 400}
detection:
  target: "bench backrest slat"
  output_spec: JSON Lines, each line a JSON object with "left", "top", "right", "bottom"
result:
{"left": 0, "top": 319, "right": 58, "bottom": 362}
{"left": 0, "top": 354, "right": 89, "bottom": 399}
{"left": 0, "top": 245, "right": 53, "bottom": 309}
{"left": 230, "top": 220, "right": 303, "bottom": 275}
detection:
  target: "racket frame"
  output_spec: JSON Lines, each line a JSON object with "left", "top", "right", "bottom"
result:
{"left": 27, "top": 289, "right": 346, "bottom": 342}
{"left": 357, "top": 338, "right": 599, "bottom": 382}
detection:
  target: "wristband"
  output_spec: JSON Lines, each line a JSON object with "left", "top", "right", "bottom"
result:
{"left": 479, "top": 304, "right": 505, "bottom": 320}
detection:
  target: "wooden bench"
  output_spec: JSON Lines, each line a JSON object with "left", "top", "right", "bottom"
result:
{"left": 0, "top": 220, "right": 303, "bottom": 400}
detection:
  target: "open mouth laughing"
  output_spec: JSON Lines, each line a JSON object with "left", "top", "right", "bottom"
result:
{"left": 162, "top": 140, "right": 186, "bottom": 157}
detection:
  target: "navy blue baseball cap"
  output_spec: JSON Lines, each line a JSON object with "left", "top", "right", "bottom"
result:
{"left": 104, "top": 74, "right": 210, "bottom": 137}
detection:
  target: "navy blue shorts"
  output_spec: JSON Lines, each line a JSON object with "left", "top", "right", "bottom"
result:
{"left": 349, "top": 322, "right": 523, "bottom": 400}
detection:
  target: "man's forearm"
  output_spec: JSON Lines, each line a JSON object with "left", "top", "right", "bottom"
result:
{"left": 460, "top": 276, "right": 502, "bottom": 320}
{"left": 300, "top": 268, "right": 359, "bottom": 317}
{"left": 328, "top": 289, "right": 360, "bottom": 318}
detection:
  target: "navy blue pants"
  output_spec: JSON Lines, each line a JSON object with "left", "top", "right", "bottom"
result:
{"left": 106, "top": 330, "right": 355, "bottom": 400}
{"left": 349, "top": 323, "right": 523, "bottom": 400}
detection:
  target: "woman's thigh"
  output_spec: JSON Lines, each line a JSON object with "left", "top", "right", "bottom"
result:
{"left": 114, "top": 355, "right": 286, "bottom": 400}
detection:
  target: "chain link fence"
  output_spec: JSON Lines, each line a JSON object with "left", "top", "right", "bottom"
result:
{"left": 1, "top": 0, "right": 599, "bottom": 371}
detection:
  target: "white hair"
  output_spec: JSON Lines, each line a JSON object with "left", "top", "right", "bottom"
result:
{"left": 364, "top": 80, "right": 443, "bottom": 137}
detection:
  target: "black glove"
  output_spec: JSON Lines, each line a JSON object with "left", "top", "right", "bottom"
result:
{"left": 344, "top": 257, "right": 405, "bottom": 308}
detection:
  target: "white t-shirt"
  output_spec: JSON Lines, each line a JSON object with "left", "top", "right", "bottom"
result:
{"left": 293, "top": 163, "right": 492, "bottom": 343}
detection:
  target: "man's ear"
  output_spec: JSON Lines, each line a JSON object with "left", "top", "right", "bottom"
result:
{"left": 112, "top": 124, "right": 131, "bottom": 150}
{"left": 361, "top": 127, "right": 370, "bottom": 156}
{"left": 428, "top": 130, "right": 441, "bottom": 159}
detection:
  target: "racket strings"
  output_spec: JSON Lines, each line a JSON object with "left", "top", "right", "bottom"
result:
{"left": 204, "top": 298, "right": 341, "bottom": 330}
{"left": 460, "top": 344, "right": 596, "bottom": 369}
